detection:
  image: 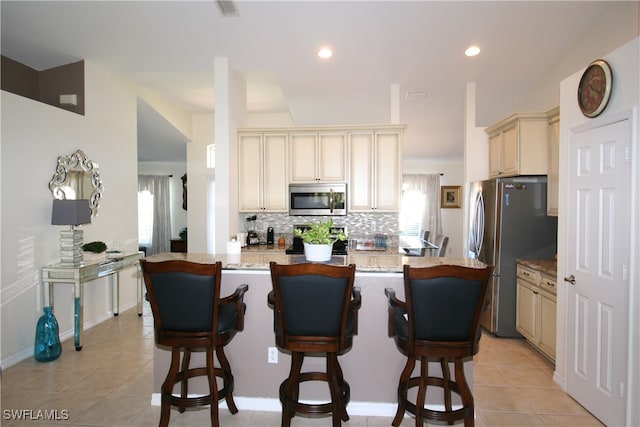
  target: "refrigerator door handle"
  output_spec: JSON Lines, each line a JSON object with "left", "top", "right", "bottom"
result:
{"left": 471, "top": 192, "right": 485, "bottom": 258}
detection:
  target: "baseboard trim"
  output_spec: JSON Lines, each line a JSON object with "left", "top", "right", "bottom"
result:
{"left": 150, "top": 394, "right": 399, "bottom": 417}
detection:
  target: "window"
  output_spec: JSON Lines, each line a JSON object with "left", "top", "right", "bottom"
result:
{"left": 399, "top": 189, "right": 426, "bottom": 236}
{"left": 207, "top": 143, "right": 215, "bottom": 168}
{"left": 137, "top": 175, "right": 171, "bottom": 255}
{"left": 399, "top": 174, "right": 442, "bottom": 240}
{"left": 137, "top": 190, "right": 154, "bottom": 246}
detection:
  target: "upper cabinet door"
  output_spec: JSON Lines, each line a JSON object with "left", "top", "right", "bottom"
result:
{"left": 348, "top": 130, "right": 402, "bottom": 212}
{"left": 290, "top": 132, "right": 346, "bottom": 183}
{"left": 547, "top": 108, "right": 560, "bottom": 216}
{"left": 488, "top": 133, "right": 503, "bottom": 178}
{"left": 317, "top": 133, "right": 346, "bottom": 182}
{"left": 374, "top": 131, "right": 402, "bottom": 211}
{"left": 289, "top": 133, "right": 318, "bottom": 182}
{"left": 501, "top": 124, "right": 519, "bottom": 176}
{"left": 348, "top": 132, "right": 374, "bottom": 211}
{"left": 238, "top": 134, "right": 263, "bottom": 211}
{"left": 238, "top": 133, "right": 288, "bottom": 212}
{"left": 262, "top": 134, "right": 288, "bottom": 211}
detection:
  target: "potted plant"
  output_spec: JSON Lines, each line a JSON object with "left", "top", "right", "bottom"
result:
{"left": 82, "top": 241, "right": 107, "bottom": 262}
{"left": 295, "top": 219, "right": 347, "bottom": 262}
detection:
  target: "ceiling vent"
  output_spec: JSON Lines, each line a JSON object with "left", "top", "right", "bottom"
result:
{"left": 216, "top": 0, "right": 239, "bottom": 17}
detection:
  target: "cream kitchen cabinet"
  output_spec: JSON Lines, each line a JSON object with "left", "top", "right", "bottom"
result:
{"left": 516, "top": 262, "right": 557, "bottom": 361}
{"left": 289, "top": 132, "right": 346, "bottom": 183}
{"left": 349, "top": 129, "right": 403, "bottom": 212}
{"left": 238, "top": 133, "right": 288, "bottom": 212}
{"left": 486, "top": 112, "right": 550, "bottom": 178}
{"left": 547, "top": 107, "right": 559, "bottom": 216}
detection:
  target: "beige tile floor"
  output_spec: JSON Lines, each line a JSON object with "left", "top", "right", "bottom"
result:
{"left": 0, "top": 303, "right": 603, "bottom": 426}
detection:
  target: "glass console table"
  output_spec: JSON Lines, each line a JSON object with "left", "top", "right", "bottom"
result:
{"left": 42, "top": 251, "right": 144, "bottom": 351}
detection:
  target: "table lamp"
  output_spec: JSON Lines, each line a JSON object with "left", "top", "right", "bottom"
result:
{"left": 51, "top": 199, "right": 92, "bottom": 264}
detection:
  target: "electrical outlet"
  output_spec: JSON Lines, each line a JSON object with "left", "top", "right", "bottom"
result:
{"left": 268, "top": 347, "right": 278, "bottom": 364}
{"left": 371, "top": 220, "right": 377, "bottom": 232}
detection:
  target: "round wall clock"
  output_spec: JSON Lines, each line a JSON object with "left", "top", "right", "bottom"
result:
{"left": 577, "top": 59, "right": 613, "bottom": 118}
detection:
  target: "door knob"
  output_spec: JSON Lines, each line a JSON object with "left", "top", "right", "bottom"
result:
{"left": 564, "top": 274, "right": 576, "bottom": 285}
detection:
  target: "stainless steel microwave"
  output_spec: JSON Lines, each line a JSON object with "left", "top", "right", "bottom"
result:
{"left": 288, "top": 183, "right": 347, "bottom": 216}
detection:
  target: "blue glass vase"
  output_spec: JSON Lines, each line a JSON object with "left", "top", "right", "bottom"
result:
{"left": 34, "top": 306, "right": 62, "bottom": 362}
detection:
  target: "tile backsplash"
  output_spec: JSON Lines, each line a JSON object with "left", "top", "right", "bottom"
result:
{"left": 238, "top": 212, "right": 399, "bottom": 246}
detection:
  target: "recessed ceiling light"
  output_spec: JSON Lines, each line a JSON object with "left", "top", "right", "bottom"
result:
{"left": 465, "top": 45, "right": 480, "bottom": 57}
{"left": 318, "top": 47, "right": 333, "bottom": 59}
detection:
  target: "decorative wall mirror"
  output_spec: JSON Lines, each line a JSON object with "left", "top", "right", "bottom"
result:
{"left": 49, "top": 150, "right": 104, "bottom": 216}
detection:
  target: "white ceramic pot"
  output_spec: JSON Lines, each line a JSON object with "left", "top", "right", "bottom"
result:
{"left": 303, "top": 242, "right": 332, "bottom": 262}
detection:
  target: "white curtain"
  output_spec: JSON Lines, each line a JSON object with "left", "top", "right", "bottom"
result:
{"left": 138, "top": 175, "right": 171, "bottom": 255}
{"left": 402, "top": 174, "right": 442, "bottom": 238}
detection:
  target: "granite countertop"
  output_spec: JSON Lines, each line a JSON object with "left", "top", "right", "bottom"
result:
{"left": 516, "top": 258, "right": 557, "bottom": 276}
{"left": 240, "top": 243, "right": 429, "bottom": 257}
{"left": 144, "top": 251, "right": 487, "bottom": 274}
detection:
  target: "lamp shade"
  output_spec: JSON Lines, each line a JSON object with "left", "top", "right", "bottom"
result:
{"left": 51, "top": 199, "right": 92, "bottom": 226}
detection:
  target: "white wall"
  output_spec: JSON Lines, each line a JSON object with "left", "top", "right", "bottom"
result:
{"left": 1, "top": 61, "right": 139, "bottom": 367}
{"left": 519, "top": 2, "right": 639, "bottom": 117}
{"left": 557, "top": 37, "right": 639, "bottom": 426}
{"left": 189, "top": 113, "right": 215, "bottom": 253}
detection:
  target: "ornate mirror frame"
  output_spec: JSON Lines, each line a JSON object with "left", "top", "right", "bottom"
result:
{"left": 49, "top": 150, "right": 104, "bottom": 216}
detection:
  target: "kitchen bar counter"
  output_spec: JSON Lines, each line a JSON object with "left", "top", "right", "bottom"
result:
{"left": 144, "top": 251, "right": 486, "bottom": 272}
{"left": 516, "top": 257, "right": 557, "bottom": 276}
{"left": 145, "top": 252, "right": 488, "bottom": 416}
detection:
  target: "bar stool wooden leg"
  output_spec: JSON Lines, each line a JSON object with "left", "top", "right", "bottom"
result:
{"left": 441, "top": 358, "right": 454, "bottom": 418}
{"left": 327, "top": 353, "right": 347, "bottom": 426}
{"left": 160, "top": 348, "right": 181, "bottom": 427}
{"left": 392, "top": 357, "right": 414, "bottom": 426}
{"left": 334, "top": 354, "right": 349, "bottom": 422}
{"left": 453, "top": 358, "right": 474, "bottom": 427}
{"left": 179, "top": 349, "right": 191, "bottom": 413}
{"left": 206, "top": 347, "right": 220, "bottom": 427}
{"left": 280, "top": 352, "right": 304, "bottom": 427}
{"left": 215, "top": 345, "right": 238, "bottom": 414}
{"left": 415, "top": 358, "right": 428, "bottom": 426}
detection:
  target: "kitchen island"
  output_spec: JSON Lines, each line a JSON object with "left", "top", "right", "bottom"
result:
{"left": 145, "top": 252, "right": 487, "bottom": 416}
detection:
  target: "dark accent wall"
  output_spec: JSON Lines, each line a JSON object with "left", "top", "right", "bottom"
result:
{"left": 1, "top": 55, "right": 85, "bottom": 115}
{"left": 1, "top": 56, "right": 39, "bottom": 99}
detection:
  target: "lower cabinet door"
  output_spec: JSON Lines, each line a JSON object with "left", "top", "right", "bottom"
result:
{"left": 538, "top": 290, "right": 557, "bottom": 360}
{"left": 516, "top": 280, "right": 536, "bottom": 342}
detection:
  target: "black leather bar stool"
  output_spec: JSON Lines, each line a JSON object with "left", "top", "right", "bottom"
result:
{"left": 268, "top": 262, "right": 361, "bottom": 427}
{"left": 140, "top": 260, "right": 248, "bottom": 427}
{"left": 385, "top": 264, "right": 492, "bottom": 427}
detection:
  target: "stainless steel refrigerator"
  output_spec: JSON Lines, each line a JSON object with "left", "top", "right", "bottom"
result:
{"left": 468, "top": 176, "right": 557, "bottom": 337}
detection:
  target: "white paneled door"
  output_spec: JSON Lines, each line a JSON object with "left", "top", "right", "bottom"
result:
{"left": 566, "top": 118, "right": 630, "bottom": 426}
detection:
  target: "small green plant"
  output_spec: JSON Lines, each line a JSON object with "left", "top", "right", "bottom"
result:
{"left": 294, "top": 219, "right": 347, "bottom": 245}
{"left": 82, "top": 241, "right": 107, "bottom": 253}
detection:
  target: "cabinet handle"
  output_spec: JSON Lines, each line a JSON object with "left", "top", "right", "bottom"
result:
{"left": 523, "top": 271, "right": 531, "bottom": 277}
{"left": 546, "top": 281, "right": 555, "bottom": 287}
